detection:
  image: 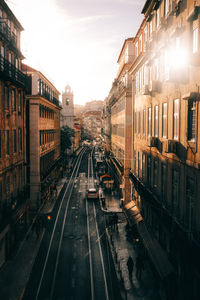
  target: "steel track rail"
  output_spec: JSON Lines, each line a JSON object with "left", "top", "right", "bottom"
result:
{"left": 87, "top": 149, "right": 110, "bottom": 300}
{"left": 35, "top": 147, "right": 87, "bottom": 300}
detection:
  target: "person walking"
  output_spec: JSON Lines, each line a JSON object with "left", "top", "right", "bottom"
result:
{"left": 127, "top": 256, "right": 134, "bottom": 281}
{"left": 113, "top": 213, "right": 118, "bottom": 231}
{"left": 136, "top": 255, "right": 144, "bottom": 280}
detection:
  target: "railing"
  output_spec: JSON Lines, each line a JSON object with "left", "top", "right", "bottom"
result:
{"left": 0, "top": 55, "right": 28, "bottom": 88}
{"left": 38, "top": 92, "right": 60, "bottom": 107}
{"left": 0, "top": 21, "right": 18, "bottom": 49}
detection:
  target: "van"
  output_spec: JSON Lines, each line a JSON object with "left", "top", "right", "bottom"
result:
{"left": 87, "top": 188, "right": 98, "bottom": 200}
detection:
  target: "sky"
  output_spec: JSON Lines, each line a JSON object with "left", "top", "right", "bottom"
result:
{"left": 5, "top": 0, "right": 144, "bottom": 104}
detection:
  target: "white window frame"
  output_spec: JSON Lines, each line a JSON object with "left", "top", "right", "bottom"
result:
{"left": 162, "top": 102, "right": 168, "bottom": 138}
{"left": 173, "top": 99, "right": 179, "bottom": 140}
{"left": 154, "top": 105, "right": 159, "bottom": 137}
{"left": 193, "top": 27, "right": 198, "bottom": 53}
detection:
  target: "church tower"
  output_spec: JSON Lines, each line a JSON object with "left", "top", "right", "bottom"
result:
{"left": 61, "top": 84, "right": 74, "bottom": 129}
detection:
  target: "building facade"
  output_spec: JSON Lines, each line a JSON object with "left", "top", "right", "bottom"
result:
{"left": 104, "top": 0, "right": 200, "bottom": 299}
{"left": 107, "top": 38, "right": 134, "bottom": 202}
{"left": 128, "top": 0, "right": 200, "bottom": 299}
{"left": 73, "top": 115, "right": 82, "bottom": 151}
{"left": 22, "top": 64, "right": 61, "bottom": 211}
{"left": 0, "top": 0, "right": 29, "bottom": 267}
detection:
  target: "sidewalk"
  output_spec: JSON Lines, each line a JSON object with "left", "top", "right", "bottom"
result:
{"left": 102, "top": 192, "right": 161, "bottom": 300}
{"left": 0, "top": 176, "right": 67, "bottom": 300}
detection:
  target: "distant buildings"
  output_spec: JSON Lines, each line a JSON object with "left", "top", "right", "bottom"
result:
{"left": 61, "top": 84, "right": 74, "bottom": 129}
{"left": 22, "top": 64, "right": 61, "bottom": 210}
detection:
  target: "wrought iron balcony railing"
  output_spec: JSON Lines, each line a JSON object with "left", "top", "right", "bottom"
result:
{"left": 0, "top": 21, "right": 18, "bottom": 49}
{"left": 0, "top": 55, "right": 29, "bottom": 88}
{"left": 37, "top": 91, "right": 60, "bottom": 107}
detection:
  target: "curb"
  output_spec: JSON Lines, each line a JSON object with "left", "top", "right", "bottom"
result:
{"left": 106, "top": 228, "right": 128, "bottom": 300}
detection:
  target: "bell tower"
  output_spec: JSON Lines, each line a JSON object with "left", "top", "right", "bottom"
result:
{"left": 61, "top": 84, "right": 74, "bottom": 129}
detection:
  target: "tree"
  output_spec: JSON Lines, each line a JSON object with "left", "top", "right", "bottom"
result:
{"left": 60, "top": 126, "right": 74, "bottom": 154}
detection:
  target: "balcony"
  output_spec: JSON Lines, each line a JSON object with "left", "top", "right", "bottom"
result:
{"left": 0, "top": 56, "right": 29, "bottom": 89}
{"left": 0, "top": 21, "right": 18, "bottom": 51}
{"left": 38, "top": 91, "right": 60, "bottom": 107}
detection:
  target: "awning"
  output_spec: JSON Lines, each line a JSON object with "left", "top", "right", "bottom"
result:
{"left": 137, "top": 221, "right": 174, "bottom": 279}
{"left": 124, "top": 201, "right": 143, "bottom": 225}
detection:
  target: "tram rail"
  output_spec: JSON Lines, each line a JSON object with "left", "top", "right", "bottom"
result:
{"left": 34, "top": 146, "right": 87, "bottom": 300}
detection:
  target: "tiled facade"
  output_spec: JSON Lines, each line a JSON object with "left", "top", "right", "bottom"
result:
{"left": 22, "top": 64, "right": 61, "bottom": 211}
{"left": 105, "top": 0, "right": 200, "bottom": 299}
{"left": 0, "top": 1, "right": 29, "bottom": 268}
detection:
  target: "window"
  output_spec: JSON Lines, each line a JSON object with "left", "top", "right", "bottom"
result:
{"left": 193, "top": 27, "right": 198, "bottom": 53}
{"left": 134, "top": 111, "right": 137, "bottom": 133}
{"left": 186, "top": 177, "right": 195, "bottom": 230}
{"left": 147, "top": 156, "right": 151, "bottom": 184}
{"left": 139, "top": 35, "right": 142, "bottom": 54}
{"left": 138, "top": 111, "right": 141, "bottom": 134}
{"left": 188, "top": 100, "right": 196, "bottom": 141}
{"left": 144, "top": 26, "right": 147, "bottom": 44}
{"left": 1, "top": 46, "right": 4, "bottom": 71}
{"left": 164, "top": 0, "right": 169, "bottom": 16}
{"left": 19, "top": 128, "right": 22, "bottom": 151}
{"left": 172, "top": 169, "right": 179, "bottom": 217}
{"left": 173, "top": 99, "right": 179, "bottom": 140}
{"left": 4, "top": 86, "right": 9, "bottom": 109}
{"left": 135, "top": 42, "right": 138, "bottom": 57}
{"left": 143, "top": 109, "right": 146, "bottom": 135}
{"left": 162, "top": 103, "right": 168, "bottom": 138}
{"left": 138, "top": 152, "right": 140, "bottom": 178}
{"left": 142, "top": 153, "right": 145, "bottom": 179}
{"left": 18, "top": 91, "right": 22, "bottom": 113}
{"left": 147, "top": 107, "right": 152, "bottom": 136}
{"left": 13, "top": 130, "right": 16, "bottom": 153}
{"left": 153, "top": 159, "right": 158, "bottom": 188}
{"left": 154, "top": 105, "right": 159, "bottom": 137}
{"left": 12, "top": 89, "right": 16, "bottom": 111}
{"left": 6, "top": 130, "right": 9, "bottom": 155}
{"left": 156, "top": 8, "right": 160, "bottom": 28}
{"left": 133, "top": 150, "right": 136, "bottom": 174}
{"left": 149, "top": 21, "right": 152, "bottom": 40}
{"left": 161, "top": 164, "right": 167, "bottom": 204}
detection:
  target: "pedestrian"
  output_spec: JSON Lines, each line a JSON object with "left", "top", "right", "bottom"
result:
{"left": 35, "top": 218, "right": 41, "bottom": 239}
{"left": 136, "top": 255, "right": 144, "bottom": 280}
{"left": 127, "top": 256, "right": 134, "bottom": 281}
{"left": 113, "top": 213, "right": 118, "bottom": 231}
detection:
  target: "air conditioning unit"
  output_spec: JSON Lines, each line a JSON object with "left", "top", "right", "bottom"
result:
{"left": 142, "top": 84, "right": 150, "bottom": 95}
{"left": 169, "top": 1, "right": 176, "bottom": 15}
{"left": 165, "top": 139, "right": 177, "bottom": 153}
{"left": 149, "top": 80, "right": 161, "bottom": 93}
{"left": 147, "top": 136, "right": 158, "bottom": 147}
{"left": 160, "top": 16, "right": 167, "bottom": 28}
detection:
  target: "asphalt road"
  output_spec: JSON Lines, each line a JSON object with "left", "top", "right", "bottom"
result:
{"left": 22, "top": 148, "right": 122, "bottom": 300}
